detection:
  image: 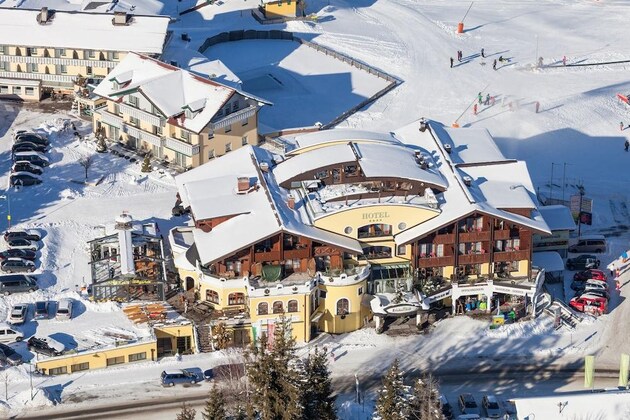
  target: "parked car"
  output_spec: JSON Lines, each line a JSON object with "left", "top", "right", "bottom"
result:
{"left": 574, "top": 269, "right": 607, "bottom": 282}
{"left": 10, "top": 172, "right": 43, "bottom": 187}
{"left": 203, "top": 363, "right": 245, "bottom": 381}
{"left": 566, "top": 254, "right": 600, "bottom": 271}
{"left": 568, "top": 235, "right": 607, "bottom": 254}
{"left": 11, "top": 161, "right": 44, "bottom": 176}
{"left": 56, "top": 298, "right": 73, "bottom": 321}
{"left": 570, "top": 294, "right": 607, "bottom": 314}
{"left": 579, "top": 289, "right": 610, "bottom": 301}
{"left": 12, "top": 141, "right": 48, "bottom": 154}
{"left": 27, "top": 336, "right": 63, "bottom": 357}
{"left": 0, "top": 249, "right": 36, "bottom": 261}
{"left": 14, "top": 133, "right": 49, "bottom": 147}
{"left": 34, "top": 301, "right": 50, "bottom": 320}
{"left": 481, "top": 395, "right": 503, "bottom": 418}
{"left": 4, "top": 229, "right": 41, "bottom": 242}
{"left": 456, "top": 415, "right": 481, "bottom": 420}
{"left": 13, "top": 151, "right": 49, "bottom": 167}
{"left": 9, "top": 304, "right": 28, "bottom": 325}
{"left": 13, "top": 129, "right": 40, "bottom": 140}
{"left": 0, "top": 274, "right": 38, "bottom": 295}
{"left": 572, "top": 279, "right": 609, "bottom": 293}
{"left": 161, "top": 369, "right": 203, "bottom": 386}
{"left": 439, "top": 394, "right": 453, "bottom": 419}
{"left": 458, "top": 393, "right": 481, "bottom": 416}
{"left": 1, "top": 258, "right": 35, "bottom": 273}
{"left": 0, "top": 343, "right": 23, "bottom": 366}
{"left": 0, "top": 322, "right": 23, "bottom": 343}
{"left": 7, "top": 238, "right": 38, "bottom": 251}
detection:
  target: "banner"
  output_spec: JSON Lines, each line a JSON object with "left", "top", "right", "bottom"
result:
{"left": 620, "top": 354, "right": 629, "bottom": 388}
{"left": 584, "top": 355, "right": 595, "bottom": 388}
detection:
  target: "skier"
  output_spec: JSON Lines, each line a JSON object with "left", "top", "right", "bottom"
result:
{"left": 625, "top": 139, "right": 629, "bottom": 152}
{"left": 481, "top": 48, "right": 485, "bottom": 58}
{"left": 562, "top": 55, "right": 567, "bottom": 66}
{"left": 535, "top": 101, "right": 540, "bottom": 113}
{"left": 450, "top": 57, "right": 454, "bottom": 68}
{"left": 473, "top": 103, "right": 478, "bottom": 115}
{"left": 493, "top": 59, "right": 497, "bottom": 70}
{"left": 457, "top": 50, "right": 462, "bottom": 62}
{"left": 621, "top": 121, "right": 625, "bottom": 131}
{"left": 485, "top": 94, "right": 490, "bottom": 106}
{"left": 490, "top": 96, "right": 496, "bottom": 106}
{"left": 478, "top": 92, "right": 483, "bottom": 104}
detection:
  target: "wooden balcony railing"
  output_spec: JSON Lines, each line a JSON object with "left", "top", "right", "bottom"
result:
{"left": 493, "top": 249, "right": 529, "bottom": 262}
{"left": 417, "top": 256, "right": 455, "bottom": 268}
{"left": 284, "top": 248, "right": 310, "bottom": 260}
{"left": 494, "top": 229, "right": 520, "bottom": 240}
{"left": 458, "top": 252, "right": 490, "bottom": 265}
{"left": 433, "top": 233, "right": 455, "bottom": 244}
{"left": 254, "top": 251, "right": 281, "bottom": 262}
{"left": 459, "top": 231, "right": 490, "bottom": 242}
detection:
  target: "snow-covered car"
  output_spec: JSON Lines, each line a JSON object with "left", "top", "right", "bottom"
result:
{"left": 13, "top": 151, "right": 49, "bottom": 167}
{"left": 572, "top": 279, "right": 609, "bottom": 294}
{"left": 7, "top": 238, "right": 39, "bottom": 251}
{"left": 34, "top": 301, "right": 50, "bottom": 320}
{"left": 4, "top": 229, "right": 41, "bottom": 242}
{"left": 579, "top": 289, "right": 610, "bottom": 301}
{"left": 14, "top": 133, "right": 49, "bottom": 147}
{"left": 570, "top": 294, "right": 607, "bottom": 314}
{"left": 0, "top": 343, "right": 22, "bottom": 366}
{"left": 12, "top": 130, "right": 43, "bottom": 141}
{"left": 9, "top": 304, "right": 28, "bottom": 325}
{"left": 27, "top": 337, "right": 63, "bottom": 357}
{"left": 11, "top": 161, "right": 44, "bottom": 176}
{"left": 12, "top": 141, "right": 48, "bottom": 154}
{"left": 0, "top": 249, "right": 37, "bottom": 261}
{"left": 1, "top": 258, "right": 35, "bottom": 273}
{"left": 10, "top": 172, "right": 43, "bottom": 187}
{"left": 481, "top": 395, "right": 503, "bottom": 418}
{"left": 458, "top": 393, "right": 480, "bottom": 415}
{"left": 566, "top": 255, "right": 600, "bottom": 270}
{"left": 573, "top": 269, "right": 606, "bottom": 282}
{"left": 0, "top": 323, "right": 23, "bottom": 344}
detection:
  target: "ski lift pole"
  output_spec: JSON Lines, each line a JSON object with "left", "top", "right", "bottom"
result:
{"left": 457, "top": 1, "right": 474, "bottom": 34}
{"left": 452, "top": 83, "right": 489, "bottom": 128}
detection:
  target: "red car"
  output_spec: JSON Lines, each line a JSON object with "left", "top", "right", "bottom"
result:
{"left": 573, "top": 269, "right": 607, "bottom": 282}
{"left": 570, "top": 294, "right": 607, "bottom": 315}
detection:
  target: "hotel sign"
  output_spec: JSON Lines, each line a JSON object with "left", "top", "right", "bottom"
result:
{"left": 494, "top": 285, "right": 531, "bottom": 296}
{"left": 362, "top": 211, "right": 390, "bottom": 223}
{"left": 384, "top": 303, "right": 419, "bottom": 316}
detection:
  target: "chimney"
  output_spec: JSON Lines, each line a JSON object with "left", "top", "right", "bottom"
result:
{"left": 259, "top": 162, "right": 269, "bottom": 173}
{"left": 40, "top": 7, "right": 48, "bottom": 23}
{"left": 237, "top": 176, "right": 250, "bottom": 193}
{"left": 463, "top": 176, "right": 473, "bottom": 187}
{"left": 287, "top": 195, "right": 295, "bottom": 210}
{"left": 444, "top": 144, "right": 452, "bottom": 154}
{"left": 112, "top": 12, "right": 129, "bottom": 26}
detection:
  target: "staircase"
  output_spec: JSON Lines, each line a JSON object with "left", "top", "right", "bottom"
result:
{"left": 197, "top": 322, "right": 214, "bottom": 352}
{"left": 545, "top": 300, "right": 591, "bottom": 329}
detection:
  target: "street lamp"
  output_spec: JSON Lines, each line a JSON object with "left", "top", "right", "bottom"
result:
{"left": 0, "top": 194, "right": 11, "bottom": 229}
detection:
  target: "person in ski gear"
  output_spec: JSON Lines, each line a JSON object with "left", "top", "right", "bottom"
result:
{"left": 450, "top": 57, "right": 454, "bottom": 68}
{"left": 625, "top": 139, "right": 629, "bottom": 152}
{"left": 478, "top": 92, "right": 483, "bottom": 104}
{"left": 535, "top": 101, "right": 540, "bottom": 113}
{"left": 473, "top": 104, "right": 478, "bottom": 115}
{"left": 621, "top": 121, "right": 624, "bottom": 131}
{"left": 485, "top": 94, "right": 490, "bottom": 105}
{"left": 493, "top": 59, "right": 497, "bottom": 70}
{"left": 481, "top": 48, "right": 485, "bottom": 58}
{"left": 562, "top": 55, "right": 567, "bottom": 66}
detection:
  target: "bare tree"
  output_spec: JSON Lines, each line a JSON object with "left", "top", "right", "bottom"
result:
{"left": 78, "top": 155, "right": 95, "bottom": 182}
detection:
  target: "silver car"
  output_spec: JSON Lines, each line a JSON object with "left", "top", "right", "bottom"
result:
{"left": 9, "top": 304, "right": 28, "bottom": 325}
{"left": 481, "top": 395, "right": 503, "bottom": 418}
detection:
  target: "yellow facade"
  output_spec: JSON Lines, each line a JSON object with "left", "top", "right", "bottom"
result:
{"left": 319, "top": 280, "right": 369, "bottom": 334}
{"left": 154, "top": 324, "right": 197, "bottom": 354}
{"left": 250, "top": 293, "right": 311, "bottom": 342}
{"left": 262, "top": 0, "right": 301, "bottom": 18}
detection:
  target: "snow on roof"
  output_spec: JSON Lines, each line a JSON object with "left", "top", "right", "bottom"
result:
{"left": 274, "top": 141, "right": 447, "bottom": 189}
{"left": 286, "top": 129, "right": 401, "bottom": 154}
{"left": 532, "top": 251, "right": 565, "bottom": 272}
{"left": 513, "top": 391, "right": 630, "bottom": 419}
{"left": 442, "top": 127, "right": 507, "bottom": 164}
{"left": 0, "top": 9, "right": 170, "bottom": 54}
{"left": 93, "top": 53, "right": 238, "bottom": 134}
{"left": 539, "top": 205, "right": 577, "bottom": 231}
{"left": 161, "top": 45, "right": 242, "bottom": 89}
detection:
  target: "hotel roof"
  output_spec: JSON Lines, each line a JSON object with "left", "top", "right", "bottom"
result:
{"left": 538, "top": 205, "right": 577, "bottom": 231}
{"left": 284, "top": 129, "right": 400, "bottom": 154}
{"left": 0, "top": 8, "right": 170, "bottom": 54}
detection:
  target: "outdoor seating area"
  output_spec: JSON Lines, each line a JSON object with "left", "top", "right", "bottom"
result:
{"left": 123, "top": 302, "right": 169, "bottom": 324}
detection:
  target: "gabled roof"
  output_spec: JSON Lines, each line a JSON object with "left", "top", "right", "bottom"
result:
{"left": 538, "top": 205, "right": 577, "bottom": 231}
{"left": 0, "top": 9, "right": 169, "bottom": 54}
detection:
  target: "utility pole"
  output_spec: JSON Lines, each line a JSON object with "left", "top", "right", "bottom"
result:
{"left": 549, "top": 163, "right": 555, "bottom": 203}
{"left": 577, "top": 184, "right": 585, "bottom": 237}
{"left": 562, "top": 162, "right": 567, "bottom": 203}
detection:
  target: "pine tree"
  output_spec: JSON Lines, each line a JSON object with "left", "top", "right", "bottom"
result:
{"left": 302, "top": 346, "right": 336, "bottom": 420}
{"left": 141, "top": 152, "right": 152, "bottom": 172}
{"left": 176, "top": 403, "right": 197, "bottom": 420}
{"left": 233, "top": 404, "right": 247, "bottom": 420}
{"left": 408, "top": 374, "right": 443, "bottom": 420}
{"left": 373, "top": 359, "right": 409, "bottom": 420}
{"left": 202, "top": 384, "right": 226, "bottom": 420}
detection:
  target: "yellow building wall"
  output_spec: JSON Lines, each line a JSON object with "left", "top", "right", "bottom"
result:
{"left": 154, "top": 324, "right": 196, "bottom": 353}
{"left": 249, "top": 293, "right": 310, "bottom": 342}
{"left": 514, "top": 259, "right": 530, "bottom": 276}
{"left": 319, "top": 280, "right": 368, "bottom": 334}
{"left": 263, "top": 1, "right": 299, "bottom": 18}
{"left": 36, "top": 341, "right": 156, "bottom": 375}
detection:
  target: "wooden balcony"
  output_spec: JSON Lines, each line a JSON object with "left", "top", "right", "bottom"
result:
{"left": 434, "top": 233, "right": 455, "bottom": 244}
{"left": 493, "top": 249, "right": 529, "bottom": 262}
{"left": 313, "top": 246, "right": 342, "bottom": 257}
{"left": 254, "top": 251, "right": 281, "bottom": 262}
{"left": 417, "top": 256, "right": 455, "bottom": 268}
{"left": 284, "top": 248, "right": 310, "bottom": 260}
{"left": 493, "top": 229, "right": 520, "bottom": 240}
{"left": 459, "top": 231, "right": 490, "bottom": 242}
{"left": 458, "top": 252, "right": 490, "bottom": 265}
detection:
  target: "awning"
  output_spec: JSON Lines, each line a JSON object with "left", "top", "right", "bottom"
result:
{"left": 533, "top": 251, "right": 564, "bottom": 272}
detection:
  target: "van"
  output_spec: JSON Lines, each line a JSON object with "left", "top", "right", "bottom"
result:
{"left": 568, "top": 235, "right": 607, "bottom": 254}
{"left": 0, "top": 274, "right": 38, "bottom": 295}
{"left": 56, "top": 298, "right": 73, "bottom": 321}
{"left": 0, "top": 322, "right": 24, "bottom": 343}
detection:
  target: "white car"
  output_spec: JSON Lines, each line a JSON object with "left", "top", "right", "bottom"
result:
{"left": 9, "top": 304, "right": 28, "bottom": 325}
{"left": 584, "top": 280, "right": 609, "bottom": 292}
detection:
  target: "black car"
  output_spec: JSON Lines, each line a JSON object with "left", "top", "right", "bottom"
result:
{"left": 0, "top": 249, "right": 36, "bottom": 261}
{"left": 566, "top": 255, "right": 600, "bottom": 270}
{"left": 10, "top": 172, "right": 42, "bottom": 186}
{"left": 27, "top": 337, "right": 62, "bottom": 357}
{"left": 13, "top": 152, "right": 49, "bottom": 167}
{"left": 15, "top": 133, "right": 49, "bottom": 147}
{"left": 12, "top": 141, "right": 48, "bottom": 154}
{"left": 7, "top": 238, "right": 38, "bottom": 251}
{"left": 0, "top": 343, "right": 23, "bottom": 366}
{"left": 12, "top": 161, "right": 44, "bottom": 176}
{"left": 4, "top": 230, "right": 41, "bottom": 242}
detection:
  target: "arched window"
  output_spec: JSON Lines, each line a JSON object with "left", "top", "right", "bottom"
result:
{"left": 228, "top": 292, "right": 245, "bottom": 305}
{"left": 15, "top": 47, "right": 21, "bottom": 56}
{"left": 287, "top": 300, "right": 298, "bottom": 313}
{"left": 272, "top": 301, "right": 284, "bottom": 314}
{"left": 257, "top": 302, "right": 268, "bottom": 315}
{"left": 206, "top": 289, "right": 219, "bottom": 304}
{"left": 336, "top": 298, "right": 349, "bottom": 315}
{"left": 72, "top": 50, "right": 79, "bottom": 59}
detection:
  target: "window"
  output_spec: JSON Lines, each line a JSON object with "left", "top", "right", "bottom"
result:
{"left": 232, "top": 102, "right": 239, "bottom": 112}
{"left": 180, "top": 130, "right": 190, "bottom": 142}
{"left": 360, "top": 246, "right": 392, "bottom": 260}
{"left": 319, "top": 290, "right": 327, "bottom": 299}
{"left": 0, "top": 45, "right": 5, "bottom": 55}
{"left": 287, "top": 300, "right": 298, "bottom": 313}
{"left": 336, "top": 298, "right": 349, "bottom": 315}
{"left": 208, "top": 149, "right": 215, "bottom": 160}
{"left": 224, "top": 105, "right": 230, "bottom": 115}
{"left": 72, "top": 50, "right": 79, "bottom": 59}
{"left": 59, "top": 65, "right": 68, "bottom": 74}
{"left": 87, "top": 49, "right": 95, "bottom": 58}
{"left": 12, "top": 86, "right": 21, "bottom": 94}
{"left": 258, "top": 302, "right": 268, "bottom": 315}
{"left": 242, "top": 118, "right": 248, "bottom": 127}
{"left": 0, "top": 85, "right": 8, "bottom": 94}
{"left": 129, "top": 116, "right": 139, "bottom": 127}
{"left": 49, "top": 366, "right": 68, "bottom": 375}
{"left": 0, "top": 62, "right": 5, "bottom": 71}
{"left": 71, "top": 362, "right": 89, "bottom": 372}
{"left": 15, "top": 47, "right": 22, "bottom": 56}
{"left": 357, "top": 224, "right": 392, "bottom": 239}
{"left": 25, "top": 87, "right": 34, "bottom": 96}
{"left": 128, "top": 95, "right": 139, "bottom": 107}
{"left": 27, "top": 63, "right": 37, "bottom": 72}
{"left": 26, "top": 47, "right": 33, "bottom": 56}
{"left": 228, "top": 293, "right": 245, "bottom": 305}
{"left": 396, "top": 244, "right": 406, "bottom": 256}
{"left": 55, "top": 48, "right": 66, "bottom": 58}
{"left": 113, "top": 51, "right": 119, "bottom": 59}
{"left": 241, "top": 136, "right": 248, "bottom": 146}
{"left": 225, "top": 125, "right": 232, "bottom": 133}
{"left": 206, "top": 289, "right": 219, "bottom": 304}
{"left": 129, "top": 352, "right": 147, "bottom": 362}
{"left": 510, "top": 261, "right": 519, "bottom": 271}
{"left": 106, "top": 356, "right": 125, "bottom": 366}
{"left": 86, "top": 66, "right": 93, "bottom": 75}
{"left": 152, "top": 125, "right": 162, "bottom": 135}
{"left": 272, "top": 301, "right": 284, "bottom": 314}
{"left": 113, "top": 104, "right": 121, "bottom": 115}
{"left": 316, "top": 170, "right": 328, "bottom": 179}
{"left": 225, "top": 142, "right": 232, "bottom": 153}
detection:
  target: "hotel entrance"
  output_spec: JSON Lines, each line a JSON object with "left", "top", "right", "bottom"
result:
{"left": 367, "top": 264, "right": 412, "bottom": 294}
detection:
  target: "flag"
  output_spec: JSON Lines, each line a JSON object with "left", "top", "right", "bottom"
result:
{"left": 619, "top": 354, "right": 629, "bottom": 388}
{"left": 585, "top": 355, "right": 595, "bottom": 388}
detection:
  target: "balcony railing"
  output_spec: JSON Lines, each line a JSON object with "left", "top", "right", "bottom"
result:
{"left": 417, "top": 256, "right": 455, "bottom": 268}
{"left": 0, "top": 54, "right": 115, "bottom": 68}
{"left": 493, "top": 249, "right": 529, "bottom": 262}
{"left": 284, "top": 248, "right": 310, "bottom": 260}
{"left": 140, "top": 130, "right": 163, "bottom": 147}
{"left": 254, "top": 250, "right": 281, "bottom": 262}
{"left": 164, "top": 136, "right": 200, "bottom": 157}
{"left": 458, "top": 252, "right": 490, "bottom": 265}
{"left": 119, "top": 103, "right": 164, "bottom": 127}
{"left": 210, "top": 105, "right": 257, "bottom": 130}
{"left": 99, "top": 110, "right": 123, "bottom": 129}
{"left": 494, "top": 229, "right": 520, "bottom": 240}
{"left": 459, "top": 230, "right": 490, "bottom": 242}
{"left": 433, "top": 233, "right": 455, "bottom": 244}
{"left": 0, "top": 70, "right": 74, "bottom": 85}
{"left": 122, "top": 123, "right": 142, "bottom": 139}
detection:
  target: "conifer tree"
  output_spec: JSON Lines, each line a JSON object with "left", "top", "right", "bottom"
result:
{"left": 141, "top": 152, "right": 152, "bottom": 172}
{"left": 408, "top": 374, "right": 443, "bottom": 420}
{"left": 176, "top": 403, "right": 197, "bottom": 420}
{"left": 302, "top": 346, "right": 336, "bottom": 420}
{"left": 373, "top": 359, "right": 409, "bottom": 420}
{"left": 202, "top": 384, "right": 226, "bottom": 420}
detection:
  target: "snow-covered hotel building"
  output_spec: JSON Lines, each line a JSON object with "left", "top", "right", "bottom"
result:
{"left": 169, "top": 120, "right": 551, "bottom": 345}
{"left": 93, "top": 53, "right": 267, "bottom": 169}
{"left": 0, "top": 8, "right": 170, "bottom": 101}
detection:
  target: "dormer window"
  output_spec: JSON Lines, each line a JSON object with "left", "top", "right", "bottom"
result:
{"left": 127, "top": 95, "right": 138, "bottom": 107}
{"left": 232, "top": 101, "right": 239, "bottom": 113}
{"left": 112, "top": 81, "right": 119, "bottom": 90}
{"left": 185, "top": 108, "right": 198, "bottom": 119}
{"left": 216, "top": 109, "right": 223, "bottom": 118}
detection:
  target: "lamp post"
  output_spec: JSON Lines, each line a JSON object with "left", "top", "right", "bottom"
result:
{"left": 0, "top": 194, "right": 10, "bottom": 229}
{"left": 577, "top": 185, "right": 585, "bottom": 237}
